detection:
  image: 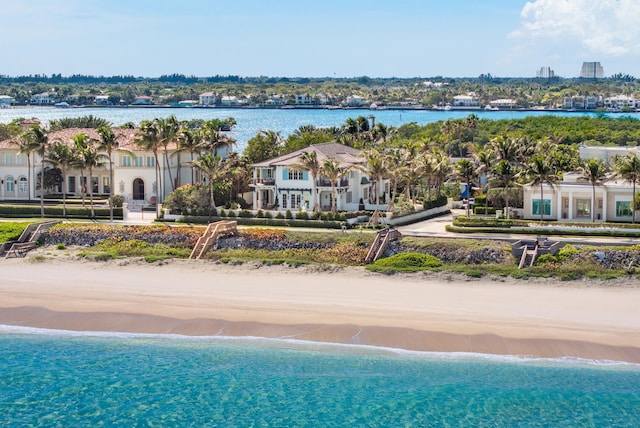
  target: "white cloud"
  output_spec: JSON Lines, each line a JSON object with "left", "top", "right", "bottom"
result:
{"left": 511, "top": 0, "right": 640, "bottom": 56}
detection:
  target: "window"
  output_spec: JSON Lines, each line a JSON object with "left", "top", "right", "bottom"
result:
{"left": 19, "top": 177, "right": 27, "bottom": 193}
{"left": 92, "top": 177, "right": 99, "bottom": 194}
{"left": 616, "top": 201, "right": 632, "bottom": 217}
{"left": 6, "top": 176, "right": 14, "bottom": 192}
{"left": 146, "top": 156, "right": 155, "bottom": 168}
{"left": 265, "top": 168, "right": 273, "bottom": 179}
{"left": 282, "top": 194, "right": 287, "bottom": 209}
{"left": 290, "top": 194, "right": 301, "bottom": 209}
{"left": 532, "top": 199, "right": 551, "bottom": 216}
{"left": 68, "top": 176, "right": 76, "bottom": 193}
{"left": 576, "top": 199, "right": 591, "bottom": 217}
{"left": 5, "top": 154, "right": 14, "bottom": 165}
{"left": 17, "top": 154, "right": 26, "bottom": 165}
{"left": 134, "top": 156, "right": 143, "bottom": 167}
{"left": 346, "top": 191, "right": 353, "bottom": 203}
{"left": 363, "top": 188, "right": 369, "bottom": 200}
{"left": 103, "top": 177, "right": 110, "bottom": 194}
{"left": 122, "top": 156, "right": 132, "bottom": 167}
{"left": 288, "top": 170, "right": 304, "bottom": 180}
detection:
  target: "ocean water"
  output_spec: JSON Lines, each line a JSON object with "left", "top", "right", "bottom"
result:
{"left": 1, "top": 327, "right": 639, "bottom": 427}
{"left": 0, "top": 106, "right": 620, "bottom": 153}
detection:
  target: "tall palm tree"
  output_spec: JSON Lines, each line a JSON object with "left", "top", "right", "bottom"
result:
{"left": 430, "top": 150, "right": 451, "bottom": 198}
{"left": 136, "top": 120, "right": 162, "bottom": 208}
{"left": 97, "top": 125, "right": 119, "bottom": 222}
{"left": 359, "top": 149, "right": 388, "bottom": 223}
{"left": 157, "top": 116, "right": 180, "bottom": 192}
{"left": 292, "top": 151, "right": 322, "bottom": 213}
{"left": 28, "top": 126, "right": 49, "bottom": 217}
{"left": 71, "top": 133, "right": 94, "bottom": 208}
{"left": 10, "top": 130, "right": 39, "bottom": 201}
{"left": 45, "top": 141, "right": 74, "bottom": 217}
{"left": 175, "top": 125, "right": 203, "bottom": 184}
{"left": 473, "top": 148, "right": 493, "bottom": 215}
{"left": 321, "top": 158, "right": 349, "bottom": 214}
{"left": 77, "top": 141, "right": 108, "bottom": 218}
{"left": 615, "top": 154, "right": 640, "bottom": 223}
{"left": 491, "top": 160, "right": 516, "bottom": 218}
{"left": 191, "top": 153, "right": 227, "bottom": 218}
{"left": 525, "top": 156, "right": 558, "bottom": 221}
{"left": 455, "top": 158, "right": 477, "bottom": 217}
{"left": 577, "top": 158, "right": 610, "bottom": 222}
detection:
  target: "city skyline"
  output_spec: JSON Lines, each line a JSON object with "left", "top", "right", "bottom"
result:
{"left": 2, "top": 0, "right": 639, "bottom": 79}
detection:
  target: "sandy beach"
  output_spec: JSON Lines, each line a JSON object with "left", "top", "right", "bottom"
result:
{"left": 1, "top": 253, "right": 640, "bottom": 363}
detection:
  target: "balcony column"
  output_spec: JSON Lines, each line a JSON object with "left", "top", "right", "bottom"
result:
{"left": 602, "top": 188, "right": 607, "bottom": 222}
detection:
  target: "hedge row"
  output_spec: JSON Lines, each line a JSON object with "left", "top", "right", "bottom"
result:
{"left": 445, "top": 224, "right": 640, "bottom": 238}
{"left": 0, "top": 205, "right": 123, "bottom": 219}
{"left": 176, "top": 215, "right": 344, "bottom": 229}
{"left": 422, "top": 195, "right": 448, "bottom": 210}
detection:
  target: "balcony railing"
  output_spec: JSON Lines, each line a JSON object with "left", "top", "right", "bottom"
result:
{"left": 317, "top": 179, "right": 349, "bottom": 187}
{"left": 253, "top": 178, "right": 275, "bottom": 185}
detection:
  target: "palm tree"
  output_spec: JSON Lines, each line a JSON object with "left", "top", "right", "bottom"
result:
{"left": 473, "top": 148, "right": 493, "bottom": 215}
{"left": 136, "top": 120, "right": 162, "bottom": 209}
{"left": 615, "top": 154, "right": 640, "bottom": 223}
{"left": 10, "top": 129, "right": 39, "bottom": 201}
{"left": 45, "top": 141, "right": 74, "bottom": 217}
{"left": 491, "top": 160, "right": 516, "bottom": 218}
{"left": 97, "top": 125, "right": 119, "bottom": 222}
{"left": 28, "top": 126, "right": 49, "bottom": 217}
{"left": 577, "top": 158, "right": 610, "bottom": 222}
{"left": 359, "top": 149, "right": 388, "bottom": 224}
{"left": 71, "top": 133, "right": 94, "bottom": 208}
{"left": 191, "top": 153, "right": 227, "bottom": 218}
{"left": 321, "top": 158, "right": 349, "bottom": 214}
{"left": 157, "top": 116, "right": 180, "bottom": 191}
{"left": 525, "top": 156, "right": 558, "bottom": 221}
{"left": 77, "top": 141, "right": 108, "bottom": 218}
{"left": 292, "top": 151, "right": 322, "bottom": 213}
{"left": 455, "top": 158, "right": 477, "bottom": 217}
{"left": 175, "top": 125, "right": 203, "bottom": 184}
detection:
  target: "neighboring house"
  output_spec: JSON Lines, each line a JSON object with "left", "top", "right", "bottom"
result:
{"left": 0, "top": 95, "right": 15, "bottom": 106}
{"left": 220, "top": 96, "right": 241, "bottom": 107}
{"left": 250, "top": 142, "right": 390, "bottom": 212}
{"left": 603, "top": 95, "right": 639, "bottom": 110}
{"left": 264, "top": 95, "right": 286, "bottom": 107}
{"left": 295, "top": 94, "right": 314, "bottom": 105}
{"left": 30, "top": 93, "right": 52, "bottom": 105}
{"left": 563, "top": 96, "right": 600, "bottom": 109}
{"left": 579, "top": 145, "right": 638, "bottom": 164}
{"left": 95, "top": 95, "right": 110, "bottom": 105}
{"left": 199, "top": 92, "right": 217, "bottom": 106}
{"left": 345, "top": 95, "right": 364, "bottom": 107}
{"left": 133, "top": 96, "right": 153, "bottom": 105}
{"left": 489, "top": 99, "right": 516, "bottom": 109}
{"left": 0, "top": 124, "right": 235, "bottom": 204}
{"left": 452, "top": 94, "right": 480, "bottom": 109}
{"left": 522, "top": 172, "right": 637, "bottom": 222}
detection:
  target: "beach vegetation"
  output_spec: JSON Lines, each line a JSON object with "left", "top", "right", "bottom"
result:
{"left": 0, "top": 222, "right": 30, "bottom": 243}
{"left": 77, "top": 237, "right": 190, "bottom": 261}
{"left": 367, "top": 253, "right": 443, "bottom": 273}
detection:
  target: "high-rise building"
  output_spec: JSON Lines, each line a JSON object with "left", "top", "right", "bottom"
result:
{"left": 536, "top": 66, "right": 555, "bottom": 78}
{"left": 580, "top": 62, "right": 604, "bottom": 78}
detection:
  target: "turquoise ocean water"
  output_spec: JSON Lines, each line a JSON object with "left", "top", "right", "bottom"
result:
{"left": 2, "top": 327, "right": 639, "bottom": 427}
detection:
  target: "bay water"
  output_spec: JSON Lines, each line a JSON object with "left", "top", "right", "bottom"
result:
{"left": 1, "top": 327, "right": 639, "bottom": 426}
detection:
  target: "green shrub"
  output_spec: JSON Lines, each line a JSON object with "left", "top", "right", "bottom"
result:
{"left": 276, "top": 212, "right": 285, "bottom": 219}
{"left": 556, "top": 244, "right": 579, "bottom": 261}
{"left": 238, "top": 209, "right": 253, "bottom": 218}
{"left": 367, "top": 252, "right": 443, "bottom": 272}
{"left": 56, "top": 243, "right": 66, "bottom": 250}
{"left": 285, "top": 210, "right": 293, "bottom": 219}
{"left": 296, "top": 211, "right": 309, "bottom": 220}
{"left": 256, "top": 209, "right": 265, "bottom": 218}
{"left": 535, "top": 254, "right": 558, "bottom": 265}
{"left": 423, "top": 195, "right": 448, "bottom": 210}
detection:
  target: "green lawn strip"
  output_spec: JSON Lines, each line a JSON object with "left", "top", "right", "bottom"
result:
{"left": 0, "top": 222, "right": 31, "bottom": 243}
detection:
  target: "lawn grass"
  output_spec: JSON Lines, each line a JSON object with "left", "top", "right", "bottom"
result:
{"left": 0, "top": 222, "right": 31, "bottom": 243}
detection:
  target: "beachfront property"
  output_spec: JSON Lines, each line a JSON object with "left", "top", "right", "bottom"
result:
{"left": 345, "top": 95, "right": 365, "bottom": 107}
{"left": 488, "top": 99, "right": 516, "bottom": 109}
{"left": 0, "top": 125, "right": 235, "bottom": 206}
{"left": 603, "top": 95, "right": 640, "bottom": 111}
{"left": 250, "top": 142, "right": 390, "bottom": 212}
{"left": 295, "top": 94, "right": 314, "bottom": 105}
{"left": 451, "top": 94, "right": 480, "bottom": 109}
{"left": 562, "top": 96, "right": 601, "bottom": 110}
{"left": 30, "top": 93, "right": 53, "bottom": 105}
{"left": 522, "top": 145, "right": 640, "bottom": 222}
{"left": 133, "top": 96, "right": 153, "bottom": 105}
{"left": 94, "top": 95, "right": 110, "bottom": 105}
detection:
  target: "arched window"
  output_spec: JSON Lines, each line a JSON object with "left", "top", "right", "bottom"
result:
{"left": 6, "top": 176, "right": 15, "bottom": 192}
{"left": 19, "top": 177, "right": 28, "bottom": 193}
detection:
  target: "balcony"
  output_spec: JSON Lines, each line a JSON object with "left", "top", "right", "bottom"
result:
{"left": 317, "top": 179, "right": 349, "bottom": 188}
{"left": 252, "top": 178, "right": 275, "bottom": 186}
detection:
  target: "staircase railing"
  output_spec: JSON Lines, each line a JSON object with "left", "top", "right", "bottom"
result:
{"left": 189, "top": 221, "right": 237, "bottom": 260}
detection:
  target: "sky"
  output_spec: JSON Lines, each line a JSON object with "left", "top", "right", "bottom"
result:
{"left": 2, "top": 0, "right": 640, "bottom": 78}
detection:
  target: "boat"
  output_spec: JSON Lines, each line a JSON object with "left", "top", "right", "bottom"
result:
{"left": 54, "top": 102, "right": 70, "bottom": 108}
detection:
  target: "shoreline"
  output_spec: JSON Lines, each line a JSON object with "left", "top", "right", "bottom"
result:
{"left": 1, "top": 255, "right": 640, "bottom": 363}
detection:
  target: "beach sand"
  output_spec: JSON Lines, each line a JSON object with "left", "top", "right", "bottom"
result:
{"left": 1, "top": 251, "right": 640, "bottom": 363}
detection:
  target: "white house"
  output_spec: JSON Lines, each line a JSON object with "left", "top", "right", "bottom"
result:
{"left": 523, "top": 172, "right": 638, "bottom": 222}
{"left": 133, "top": 96, "right": 153, "bottom": 105}
{"left": 95, "top": 95, "right": 110, "bottom": 105}
{"left": 603, "top": 95, "right": 639, "bottom": 110}
{"left": 250, "top": 143, "right": 390, "bottom": 212}
{"left": 345, "top": 95, "right": 364, "bottom": 107}
{"left": 295, "top": 94, "right": 314, "bottom": 105}
{"left": 579, "top": 144, "right": 638, "bottom": 164}
{"left": 452, "top": 94, "right": 480, "bottom": 109}
{"left": 563, "top": 96, "right": 601, "bottom": 109}
{"left": 199, "top": 92, "right": 218, "bottom": 106}
{"left": 0, "top": 95, "right": 15, "bottom": 106}
{"left": 221, "top": 96, "right": 241, "bottom": 107}
{"left": 30, "top": 93, "right": 52, "bottom": 105}
{"left": 489, "top": 99, "right": 516, "bottom": 109}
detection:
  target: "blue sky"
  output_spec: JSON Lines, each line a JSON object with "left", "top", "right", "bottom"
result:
{"left": 2, "top": 0, "right": 639, "bottom": 78}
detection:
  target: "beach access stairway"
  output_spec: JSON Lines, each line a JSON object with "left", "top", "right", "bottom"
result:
{"left": 189, "top": 220, "right": 237, "bottom": 260}
{"left": 0, "top": 220, "right": 60, "bottom": 258}
{"left": 365, "top": 227, "right": 402, "bottom": 263}
{"left": 511, "top": 237, "right": 563, "bottom": 269}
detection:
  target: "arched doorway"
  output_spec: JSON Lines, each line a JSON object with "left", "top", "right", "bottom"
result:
{"left": 133, "top": 178, "right": 145, "bottom": 200}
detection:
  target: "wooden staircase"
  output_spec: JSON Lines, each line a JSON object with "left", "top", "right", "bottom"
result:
{"left": 365, "top": 227, "right": 401, "bottom": 263}
{"left": 1, "top": 220, "right": 60, "bottom": 258}
{"left": 189, "top": 221, "right": 237, "bottom": 260}
{"left": 518, "top": 244, "right": 539, "bottom": 268}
